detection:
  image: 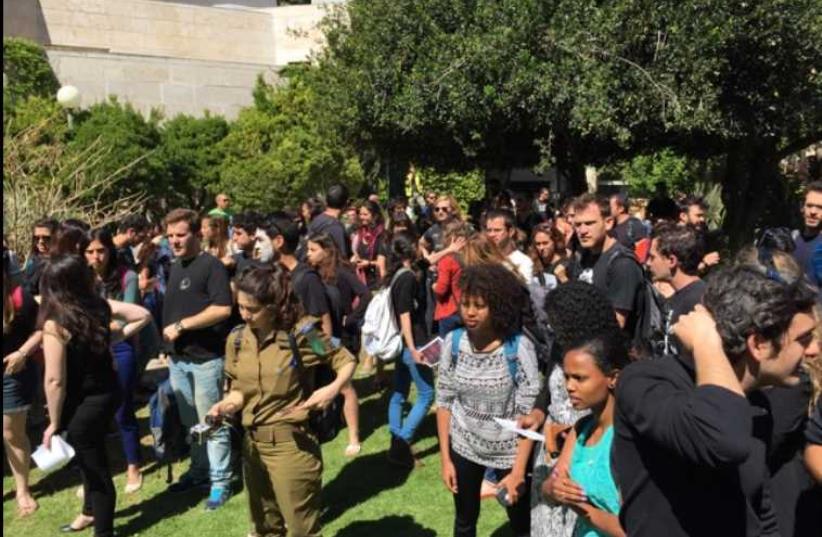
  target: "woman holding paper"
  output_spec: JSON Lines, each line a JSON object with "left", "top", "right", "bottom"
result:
{"left": 436, "top": 263, "right": 540, "bottom": 537}
{"left": 39, "top": 255, "right": 150, "bottom": 536}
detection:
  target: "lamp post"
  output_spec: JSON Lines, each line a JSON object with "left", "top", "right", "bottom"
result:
{"left": 56, "top": 85, "right": 81, "bottom": 129}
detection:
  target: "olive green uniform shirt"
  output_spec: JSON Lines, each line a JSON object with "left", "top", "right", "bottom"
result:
{"left": 224, "top": 316, "right": 354, "bottom": 428}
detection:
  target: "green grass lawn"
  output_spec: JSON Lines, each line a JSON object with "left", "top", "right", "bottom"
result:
{"left": 3, "top": 372, "right": 513, "bottom": 536}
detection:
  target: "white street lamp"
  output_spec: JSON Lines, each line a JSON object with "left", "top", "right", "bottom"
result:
{"left": 57, "top": 85, "right": 81, "bottom": 109}
{"left": 56, "top": 85, "right": 81, "bottom": 128}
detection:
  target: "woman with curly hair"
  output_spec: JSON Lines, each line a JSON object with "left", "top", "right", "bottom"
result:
{"left": 208, "top": 265, "right": 356, "bottom": 536}
{"left": 522, "top": 281, "right": 622, "bottom": 537}
{"left": 437, "top": 263, "right": 541, "bottom": 537}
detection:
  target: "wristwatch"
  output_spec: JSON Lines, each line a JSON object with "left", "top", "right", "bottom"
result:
{"left": 174, "top": 321, "right": 185, "bottom": 333}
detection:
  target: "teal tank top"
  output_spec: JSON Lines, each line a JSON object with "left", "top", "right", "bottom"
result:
{"left": 569, "top": 417, "right": 620, "bottom": 537}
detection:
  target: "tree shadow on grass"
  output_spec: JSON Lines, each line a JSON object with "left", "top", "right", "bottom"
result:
{"left": 490, "top": 522, "right": 515, "bottom": 537}
{"left": 113, "top": 484, "right": 206, "bottom": 536}
{"left": 321, "top": 450, "right": 414, "bottom": 526}
{"left": 334, "top": 515, "right": 437, "bottom": 537}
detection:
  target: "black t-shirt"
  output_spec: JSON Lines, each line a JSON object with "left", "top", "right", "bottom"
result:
{"left": 668, "top": 279, "right": 706, "bottom": 324}
{"left": 290, "top": 263, "right": 330, "bottom": 318}
{"left": 576, "top": 243, "right": 644, "bottom": 334}
{"left": 334, "top": 268, "right": 369, "bottom": 317}
{"left": 390, "top": 269, "right": 429, "bottom": 346}
{"left": 355, "top": 232, "right": 388, "bottom": 288}
{"left": 647, "top": 196, "right": 679, "bottom": 222}
{"left": 611, "top": 217, "right": 648, "bottom": 248}
{"left": 163, "top": 252, "right": 232, "bottom": 360}
{"left": 3, "top": 286, "right": 38, "bottom": 369}
{"left": 231, "top": 250, "right": 263, "bottom": 278}
{"left": 423, "top": 223, "right": 446, "bottom": 253}
{"left": 308, "top": 214, "right": 350, "bottom": 258}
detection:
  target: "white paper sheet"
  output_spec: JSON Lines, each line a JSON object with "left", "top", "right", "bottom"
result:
{"left": 493, "top": 417, "right": 546, "bottom": 442}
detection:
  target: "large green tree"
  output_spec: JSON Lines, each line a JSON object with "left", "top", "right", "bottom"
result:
{"left": 217, "top": 73, "right": 363, "bottom": 211}
{"left": 317, "top": 0, "right": 821, "bottom": 245}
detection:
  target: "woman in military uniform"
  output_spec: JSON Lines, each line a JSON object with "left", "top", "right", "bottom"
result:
{"left": 208, "top": 265, "right": 355, "bottom": 537}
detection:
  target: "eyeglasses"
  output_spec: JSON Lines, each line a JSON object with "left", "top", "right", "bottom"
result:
{"left": 34, "top": 235, "right": 52, "bottom": 242}
{"left": 434, "top": 207, "right": 450, "bottom": 213}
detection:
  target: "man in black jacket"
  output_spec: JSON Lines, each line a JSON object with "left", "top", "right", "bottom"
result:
{"left": 613, "top": 261, "right": 817, "bottom": 537}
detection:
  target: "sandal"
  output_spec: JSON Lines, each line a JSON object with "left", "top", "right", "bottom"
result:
{"left": 124, "top": 473, "right": 143, "bottom": 494}
{"left": 344, "top": 443, "right": 362, "bottom": 457}
{"left": 60, "top": 515, "right": 94, "bottom": 532}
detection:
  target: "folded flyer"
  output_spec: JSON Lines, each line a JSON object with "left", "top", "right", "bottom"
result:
{"left": 493, "top": 417, "right": 546, "bottom": 442}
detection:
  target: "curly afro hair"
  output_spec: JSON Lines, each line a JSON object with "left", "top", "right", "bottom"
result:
{"left": 544, "top": 281, "right": 621, "bottom": 351}
{"left": 459, "top": 263, "right": 526, "bottom": 340}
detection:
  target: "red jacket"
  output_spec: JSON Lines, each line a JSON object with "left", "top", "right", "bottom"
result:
{"left": 433, "top": 254, "right": 462, "bottom": 320}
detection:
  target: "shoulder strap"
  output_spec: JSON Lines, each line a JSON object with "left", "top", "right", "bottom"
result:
{"left": 503, "top": 334, "right": 520, "bottom": 384}
{"left": 230, "top": 324, "right": 245, "bottom": 357}
{"left": 12, "top": 286, "right": 24, "bottom": 311}
{"left": 287, "top": 332, "right": 301, "bottom": 370}
{"left": 450, "top": 327, "right": 465, "bottom": 366}
{"left": 389, "top": 266, "right": 411, "bottom": 289}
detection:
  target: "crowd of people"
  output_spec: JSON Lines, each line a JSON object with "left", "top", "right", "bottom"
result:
{"left": 3, "top": 180, "right": 822, "bottom": 537}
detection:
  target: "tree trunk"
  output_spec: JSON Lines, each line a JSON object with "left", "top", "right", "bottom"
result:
{"left": 721, "top": 139, "right": 787, "bottom": 251}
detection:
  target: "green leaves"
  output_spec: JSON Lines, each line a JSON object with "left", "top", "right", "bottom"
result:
{"left": 215, "top": 75, "right": 363, "bottom": 211}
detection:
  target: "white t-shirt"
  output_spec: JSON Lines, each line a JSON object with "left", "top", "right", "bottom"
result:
{"left": 507, "top": 249, "right": 534, "bottom": 282}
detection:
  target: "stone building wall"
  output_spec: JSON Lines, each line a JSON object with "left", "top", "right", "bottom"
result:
{"left": 3, "top": 0, "right": 332, "bottom": 118}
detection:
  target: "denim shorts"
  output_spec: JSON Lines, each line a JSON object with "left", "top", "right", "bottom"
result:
{"left": 3, "top": 363, "right": 38, "bottom": 414}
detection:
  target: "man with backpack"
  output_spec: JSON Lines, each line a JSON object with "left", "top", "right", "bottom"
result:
{"left": 571, "top": 194, "right": 645, "bottom": 337}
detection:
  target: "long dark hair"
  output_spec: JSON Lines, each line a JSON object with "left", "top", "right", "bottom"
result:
{"left": 38, "top": 255, "right": 111, "bottom": 354}
{"left": 358, "top": 200, "right": 385, "bottom": 229}
{"left": 87, "top": 228, "right": 127, "bottom": 299}
{"left": 306, "top": 232, "right": 352, "bottom": 285}
{"left": 235, "top": 264, "right": 302, "bottom": 331}
{"left": 382, "top": 231, "right": 418, "bottom": 286}
{"left": 54, "top": 219, "right": 91, "bottom": 257}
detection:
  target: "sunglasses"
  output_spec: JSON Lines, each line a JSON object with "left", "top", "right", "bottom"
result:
{"left": 34, "top": 235, "right": 52, "bottom": 242}
{"left": 434, "top": 207, "right": 451, "bottom": 213}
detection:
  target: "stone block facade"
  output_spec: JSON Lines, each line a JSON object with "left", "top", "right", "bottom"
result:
{"left": 4, "top": 0, "right": 336, "bottom": 118}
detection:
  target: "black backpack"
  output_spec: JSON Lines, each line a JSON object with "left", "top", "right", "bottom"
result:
{"left": 602, "top": 248, "right": 670, "bottom": 357}
{"left": 149, "top": 379, "right": 190, "bottom": 483}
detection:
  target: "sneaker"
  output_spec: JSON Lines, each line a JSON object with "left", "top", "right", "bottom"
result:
{"left": 168, "top": 474, "right": 209, "bottom": 493}
{"left": 204, "top": 486, "right": 231, "bottom": 511}
{"left": 387, "top": 434, "right": 414, "bottom": 469}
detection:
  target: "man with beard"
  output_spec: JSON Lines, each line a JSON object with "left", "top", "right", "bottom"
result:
{"left": 791, "top": 181, "right": 822, "bottom": 293}
{"left": 678, "top": 195, "right": 722, "bottom": 274}
{"left": 485, "top": 208, "right": 533, "bottom": 282}
{"left": 614, "top": 259, "right": 817, "bottom": 537}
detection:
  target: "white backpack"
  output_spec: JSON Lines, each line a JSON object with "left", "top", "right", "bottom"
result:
{"left": 361, "top": 268, "right": 411, "bottom": 361}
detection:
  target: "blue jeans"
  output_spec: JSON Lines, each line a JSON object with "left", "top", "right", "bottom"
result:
{"left": 112, "top": 340, "right": 141, "bottom": 465}
{"left": 388, "top": 347, "right": 435, "bottom": 443}
{"left": 168, "top": 355, "right": 232, "bottom": 488}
